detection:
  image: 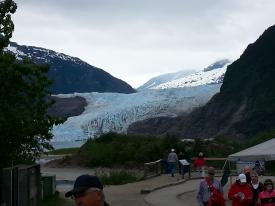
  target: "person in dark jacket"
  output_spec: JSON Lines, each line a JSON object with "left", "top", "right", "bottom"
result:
{"left": 178, "top": 152, "right": 184, "bottom": 174}
{"left": 65, "top": 174, "right": 110, "bottom": 206}
{"left": 251, "top": 171, "right": 264, "bottom": 206}
{"left": 243, "top": 165, "right": 252, "bottom": 184}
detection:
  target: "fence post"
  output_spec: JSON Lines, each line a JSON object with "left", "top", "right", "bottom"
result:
{"left": 144, "top": 163, "right": 147, "bottom": 179}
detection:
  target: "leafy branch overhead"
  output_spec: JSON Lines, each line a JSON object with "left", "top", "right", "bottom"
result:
{"left": 0, "top": 0, "right": 63, "bottom": 168}
{"left": 0, "top": 0, "right": 17, "bottom": 51}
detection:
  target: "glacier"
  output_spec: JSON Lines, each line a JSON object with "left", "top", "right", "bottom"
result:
{"left": 52, "top": 84, "right": 221, "bottom": 142}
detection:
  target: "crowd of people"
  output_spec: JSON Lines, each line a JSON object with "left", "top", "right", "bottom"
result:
{"left": 64, "top": 150, "right": 273, "bottom": 206}
{"left": 164, "top": 149, "right": 274, "bottom": 206}
{"left": 197, "top": 165, "right": 275, "bottom": 206}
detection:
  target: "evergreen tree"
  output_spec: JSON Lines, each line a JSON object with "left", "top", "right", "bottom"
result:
{"left": 0, "top": 0, "right": 63, "bottom": 168}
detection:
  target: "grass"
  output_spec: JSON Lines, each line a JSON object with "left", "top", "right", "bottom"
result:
{"left": 38, "top": 192, "right": 73, "bottom": 206}
{"left": 98, "top": 171, "right": 142, "bottom": 185}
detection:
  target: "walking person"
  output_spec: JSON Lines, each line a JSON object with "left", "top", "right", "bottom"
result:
{"left": 258, "top": 179, "right": 275, "bottom": 206}
{"left": 194, "top": 152, "right": 206, "bottom": 177}
{"left": 228, "top": 173, "right": 253, "bottom": 206}
{"left": 167, "top": 148, "right": 178, "bottom": 177}
{"left": 178, "top": 152, "right": 184, "bottom": 174}
{"left": 251, "top": 171, "right": 264, "bottom": 206}
{"left": 197, "top": 167, "right": 225, "bottom": 206}
{"left": 65, "top": 174, "right": 110, "bottom": 206}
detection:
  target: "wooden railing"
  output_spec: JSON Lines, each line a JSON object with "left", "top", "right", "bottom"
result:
{"left": 144, "top": 159, "right": 163, "bottom": 179}
{"left": 143, "top": 157, "right": 238, "bottom": 179}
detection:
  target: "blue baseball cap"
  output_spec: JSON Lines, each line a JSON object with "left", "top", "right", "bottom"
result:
{"left": 65, "top": 175, "right": 103, "bottom": 198}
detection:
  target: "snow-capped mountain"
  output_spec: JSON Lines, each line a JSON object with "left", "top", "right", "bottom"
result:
{"left": 137, "top": 69, "right": 195, "bottom": 90}
{"left": 5, "top": 42, "right": 135, "bottom": 94}
{"left": 52, "top": 85, "right": 221, "bottom": 142}
{"left": 203, "top": 59, "right": 231, "bottom": 72}
{"left": 138, "top": 59, "right": 231, "bottom": 90}
{"left": 151, "top": 60, "right": 231, "bottom": 89}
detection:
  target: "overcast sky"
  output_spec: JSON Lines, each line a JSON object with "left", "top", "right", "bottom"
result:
{"left": 11, "top": 0, "right": 275, "bottom": 88}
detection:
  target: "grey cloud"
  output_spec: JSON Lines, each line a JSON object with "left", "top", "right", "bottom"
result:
{"left": 12, "top": 0, "right": 275, "bottom": 87}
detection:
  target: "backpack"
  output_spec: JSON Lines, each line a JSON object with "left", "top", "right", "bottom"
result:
{"left": 206, "top": 178, "right": 225, "bottom": 206}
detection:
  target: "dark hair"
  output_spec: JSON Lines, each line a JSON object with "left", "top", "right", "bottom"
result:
{"left": 264, "top": 179, "right": 274, "bottom": 190}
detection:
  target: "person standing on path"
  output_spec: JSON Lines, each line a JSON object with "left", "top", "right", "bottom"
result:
{"left": 228, "top": 173, "right": 253, "bottom": 206}
{"left": 167, "top": 149, "right": 178, "bottom": 177}
{"left": 65, "top": 174, "right": 110, "bottom": 206}
{"left": 251, "top": 171, "right": 264, "bottom": 206}
{"left": 178, "top": 152, "right": 184, "bottom": 174}
{"left": 194, "top": 152, "right": 206, "bottom": 177}
{"left": 197, "top": 167, "right": 224, "bottom": 206}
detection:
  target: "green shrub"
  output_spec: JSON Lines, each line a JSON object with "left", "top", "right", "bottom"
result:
{"left": 248, "top": 129, "right": 275, "bottom": 147}
{"left": 98, "top": 171, "right": 140, "bottom": 185}
{"left": 77, "top": 132, "right": 239, "bottom": 168}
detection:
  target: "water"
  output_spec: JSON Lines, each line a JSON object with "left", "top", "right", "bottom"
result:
{"left": 51, "top": 140, "right": 87, "bottom": 149}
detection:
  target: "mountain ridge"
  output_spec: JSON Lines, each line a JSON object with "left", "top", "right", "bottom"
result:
{"left": 51, "top": 59, "right": 230, "bottom": 142}
{"left": 6, "top": 42, "right": 136, "bottom": 94}
{"left": 128, "top": 25, "right": 275, "bottom": 142}
{"left": 138, "top": 59, "right": 231, "bottom": 90}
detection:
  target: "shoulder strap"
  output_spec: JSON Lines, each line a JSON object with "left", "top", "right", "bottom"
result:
{"left": 205, "top": 177, "right": 213, "bottom": 186}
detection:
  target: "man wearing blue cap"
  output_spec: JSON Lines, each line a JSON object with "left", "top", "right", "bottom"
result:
{"left": 65, "top": 174, "right": 110, "bottom": 206}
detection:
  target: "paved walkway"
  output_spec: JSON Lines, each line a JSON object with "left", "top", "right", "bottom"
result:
{"left": 42, "top": 166, "right": 275, "bottom": 206}
{"left": 42, "top": 166, "right": 185, "bottom": 206}
{"left": 145, "top": 178, "right": 201, "bottom": 206}
{"left": 145, "top": 176, "right": 275, "bottom": 206}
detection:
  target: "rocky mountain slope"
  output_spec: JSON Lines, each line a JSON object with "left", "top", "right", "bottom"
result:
{"left": 6, "top": 42, "right": 135, "bottom": 94}
{"left": 128, "top": 25, "right": 275, "bottom": 142}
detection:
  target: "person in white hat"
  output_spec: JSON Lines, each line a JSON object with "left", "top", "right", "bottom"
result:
{"left": 228, "top": 173, "right": 253, "bottom": 206}
{"left": 167, "top": 149, "right": 178, "bottom": 177}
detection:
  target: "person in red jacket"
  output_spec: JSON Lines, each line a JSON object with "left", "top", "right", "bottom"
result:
{"left": 258, "top": 179, "right": 275, "bottom": 206}
{"left": 228, "top": 173, "right": 253, "bottom": 206}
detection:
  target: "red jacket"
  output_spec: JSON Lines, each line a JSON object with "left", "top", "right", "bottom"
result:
{"left": 194, "top": 157, "right": 206, "bottom": 168}
{"left": 258, "top": 190, "right": 275, "bottom": 206}
{"left": 228, "top": 182, "right": 253, "bottom": 206}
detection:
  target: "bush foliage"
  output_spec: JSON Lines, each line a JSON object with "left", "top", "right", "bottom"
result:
{"left": 98, "top": 171, "right": 140, "bottom": 185}
{"left": 79, "top": 132, "right": 239, "bottom": 167}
